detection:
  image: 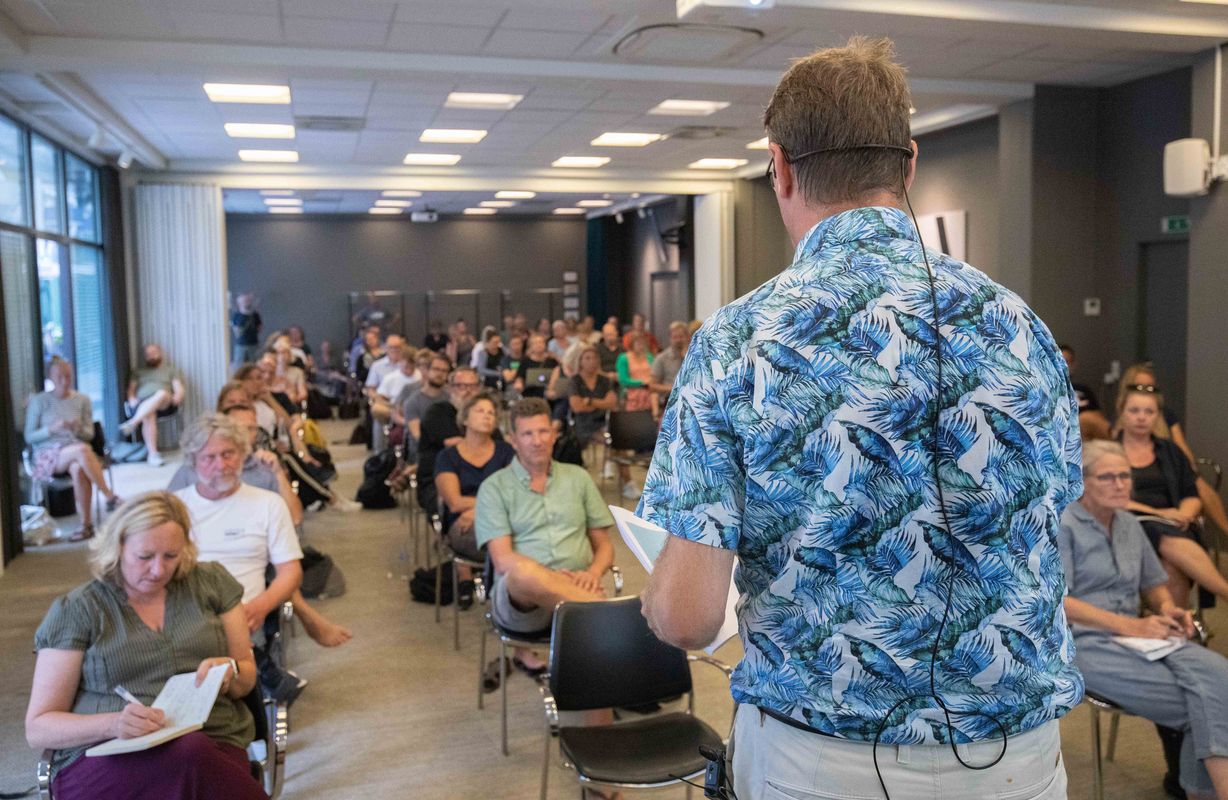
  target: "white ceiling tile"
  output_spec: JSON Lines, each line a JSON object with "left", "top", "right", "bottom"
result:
{"left": 517, "top": 89, "right": 601, "bottom": 111}
{"left": 392, "top": 1, "right": 504, "bottom": 27}
{"left": 281, "top": 0, "right": 396, "bottom": 22}
{"left": 482, "top": 29, "right": 587, "bottom": 58}
{"left": 973, "top": 58, "right": 1078, "bottom": 82}
{"left": 500, "top": 9, "right": 614, "bottom": 34}
{"left": 384, "top": 22, "right": 491, "bottom": 53}
{"left": 155, "top": 0, "right": 278, "bottom": 13}
{"left": 293, "top": 100, "right": 371, "bottom": 117}
{"left": 37, "top": 1, "right": 173, "bottom": 38}
{"left": 292, "top": 87, "right": 373, "bottom": 108}
{"left": 295, "top": 130, "right": 360, "bottom": 157}
{"left": 169, "top": 11, "right": 283, "bottom": 42}
{"left": 283, "top": 16, "right": 390, "bottom": 48}
{"left": 364, "top": 110, "right": 438, "bottom": 130}
{"left": 215, "top": 104, "right": 296, "bottom": 124}
{"left": 292, "top": 79, "right": 376, "bottom": 94}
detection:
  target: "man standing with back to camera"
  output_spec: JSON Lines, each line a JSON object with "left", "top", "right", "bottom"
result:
{"left": 639, "top": 37, "right": 1083, "bottom": 800}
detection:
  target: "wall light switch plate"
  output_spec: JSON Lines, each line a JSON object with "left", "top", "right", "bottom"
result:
{"left": 1083, "top": 297, "right": 1101, "bottom": 317}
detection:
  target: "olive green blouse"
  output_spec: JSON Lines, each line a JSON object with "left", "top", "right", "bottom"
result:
{"left": 34, "top": 561, "right": 255, "bottom": 776}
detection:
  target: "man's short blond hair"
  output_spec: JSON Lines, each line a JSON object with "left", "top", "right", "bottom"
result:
{"left": 763, "top": 36, "right": 913, "bottom": 205}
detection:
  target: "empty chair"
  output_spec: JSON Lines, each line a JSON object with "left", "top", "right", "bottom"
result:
{"left": 539, "top": 595, "right": 730, "bottom": 800}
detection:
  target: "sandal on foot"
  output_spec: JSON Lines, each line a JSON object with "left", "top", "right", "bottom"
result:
{"left": 68, "top": 525, "right": 95, "bottom": 542}
{"left": 105, "top": 495, "right": 123, "bottom": 512}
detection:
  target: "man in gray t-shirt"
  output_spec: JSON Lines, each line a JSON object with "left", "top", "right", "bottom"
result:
{"left": 394, "top": 354, "right": 450, "bottom": 463}
{"left": 648, "top": 321, "right": 691, "bottom": 419}
{"left": 121, "top": 343, "right": 186, "bottom": 466}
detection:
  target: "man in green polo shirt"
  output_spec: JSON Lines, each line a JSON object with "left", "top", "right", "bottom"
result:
{"left": 475, "top": 397, "right": 615, "bottom": 673}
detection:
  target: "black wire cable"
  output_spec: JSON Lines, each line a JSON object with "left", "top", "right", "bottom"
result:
{"left": 868, "top": 159, "right": 1010, "bottom": 800}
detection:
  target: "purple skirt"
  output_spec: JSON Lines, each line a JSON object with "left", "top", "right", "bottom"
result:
{"left": 52, "top": 731, "right": 267, "bottom": 800}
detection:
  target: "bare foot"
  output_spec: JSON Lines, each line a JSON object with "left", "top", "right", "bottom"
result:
{"left": 304, "top": 618, "right": 353, "bottom": 647}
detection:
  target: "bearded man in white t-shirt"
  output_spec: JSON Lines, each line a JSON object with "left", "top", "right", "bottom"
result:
{"left": 173, "top": 413, "right": 305, "bottom": 701}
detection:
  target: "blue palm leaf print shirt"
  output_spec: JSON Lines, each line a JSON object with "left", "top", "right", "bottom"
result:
{"left": 637, "top": 206, "right": 1084, "bottom": 745}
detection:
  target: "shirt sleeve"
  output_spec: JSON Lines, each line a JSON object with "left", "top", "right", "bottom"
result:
{"left": 1056, "top": 518, "right": 1076, "bottom": 590}
{"left": 24, "top": 394, "right": 50, "bottom": 445}
{"left": 195, "top": 561, "right": 245, "bottom": 615}
{"left": 636, "top": 328, "right": 745, "bottom": 551}
{"left": 34, "top": 592, "right": 93, "bottom": 652}
{"left": 474, "top": 477, "right": 512, "bottom": 550}
{"left": 581, "top": 471, "right": 615, "bottom": 529}
{"left": 264, "top": 494, "right": 304, "bottom": 565}
{"left": 435, "top": 447, "right": 459, "bottom": 477}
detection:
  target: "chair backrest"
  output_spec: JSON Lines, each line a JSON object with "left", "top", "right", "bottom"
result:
{"left": 548, "top": 596, "right": 692, "bottom": 712}
{"left": 607, "top": 410, "right": 657, "bottom": 453}
{"left": 242, "top": 687, "right": 269, "bottom": 740}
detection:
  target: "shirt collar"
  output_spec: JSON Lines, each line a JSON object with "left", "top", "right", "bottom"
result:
{"left": 792, "top": 206, "right": 918, "bottom": 264}
{"left": 510, "top": 457, "right": 552, "bottom": 485}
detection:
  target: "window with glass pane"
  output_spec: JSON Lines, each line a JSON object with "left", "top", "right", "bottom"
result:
{"left": 36, "top": 239, "right": 67, "bottom": 378}
{"left": 1, "top": 232, "right": 37, "bottom": 428}
{"left": 71, "top": 245, "right": 104, "bottom": 417}
{"left": 31, "top": 135, "right": 62, "bottom": 234}
{"left": 65, "top": 154, "right": 100, "bottom": 243}
{"left": 0, "top": 118, "right": 27, "bottom": 226}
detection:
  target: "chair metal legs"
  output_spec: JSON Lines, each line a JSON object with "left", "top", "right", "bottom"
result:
{"left": 501, "top": 637, "right": 510, "bottom": 756}
{"left": 1106, "top": 713, "right": 1120, "bottom": 762}
{"left": 1090, "top": 703, "right": 1104, "bottom": 800}
{"left": 478, "top": 623, "right": 488, "bottom": 711}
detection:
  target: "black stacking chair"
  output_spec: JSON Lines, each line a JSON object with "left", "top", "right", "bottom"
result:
{"left": 539, "top": 596, "right": 730, "bottom": 800}
{"left": 429, "top": 504, "right": 487, "bottom": 649}
{"left": 478, "top": 554, "right": 623, "bottom": 756}
{"left": 602, "top": 409, "right": 657, "bottom": 481}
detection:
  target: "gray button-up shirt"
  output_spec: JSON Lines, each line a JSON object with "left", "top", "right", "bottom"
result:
{"left": 1057, "top": 502, "right": 1167, "bottom": 626}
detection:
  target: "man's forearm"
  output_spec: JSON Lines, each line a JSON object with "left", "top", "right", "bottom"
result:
{"left": 586, "top": 539, "right": 615, "bottom": 579}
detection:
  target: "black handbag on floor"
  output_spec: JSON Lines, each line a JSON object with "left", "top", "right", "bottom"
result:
{"left": 409, "top": 562, "right": 454, "bottom": 605}
{"left": 355, "top": 449, "right": 398, "bottom": 509}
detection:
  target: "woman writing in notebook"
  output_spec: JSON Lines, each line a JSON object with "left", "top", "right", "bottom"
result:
{"left": 1059, "top": 440, "right": 1228, "bottom": 800}
{"left": 25, "top": 492, "right": 266, "bottom": 799}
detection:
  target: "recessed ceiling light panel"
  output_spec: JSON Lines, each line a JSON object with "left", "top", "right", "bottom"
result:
{"left": 464, "top": 208, "right": 497, "bottom": 215}
{"left": 420, "top": 128, "right": 487, "bottom": 144}
{"left": 268, "top": 207, "right": 302, "bottom": 214}
{"left": 553, "top": 208, "right": 586, "bottom": 215}
{"left": 369, "top": 207, "right": 402, "bottom": 215}
{"left": 591, "top": 132, "right": 664, "bottom": 147}
{"left": 746, "top": 137, "right": 769, "bottom": 150}
{"left": 495, "top": 190, "right": 536, "bottom": 199}
{"left": 374, "top": 199, "right": 412, "bottom": 207}
{"left": 225, "top": 123, "right": 295, "bottom": 139}
{"left": 552, "top": 156, "right": 610, "bottom": 168}
{"left": 238, "top": 149, "right": 299, "bottom": 162}
{"left": 445, "top": 92, "right": 523, "bottom": 110}
{"left": 402, "top": 153, "right": 462, "bottom": 165}
{"left": 204, "top": 83, "right": 291, "bottom": 104}
{"left": 577, "top": 199, "right": 612, "bottom": 207}
{"left": 259, "top": 189, "right": 295, "bottom": 196}
{"left": 648, "top": 99, "right": 730, "bottom": 116}
{"left": 263, "top": 198, "right": 302, "bottom": 206}
{"left": 480, "top": 200, "right": 515, "bottom": 208}
{"left": 688, "top": 157, "right": 748, "bottom": 169}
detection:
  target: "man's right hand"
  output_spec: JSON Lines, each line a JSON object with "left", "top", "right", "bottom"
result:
{"left": 113, "top": 702, "right": 166, "bottom": 739}
{"left": 243, "top": 599, "right": 270, "bottom": 634}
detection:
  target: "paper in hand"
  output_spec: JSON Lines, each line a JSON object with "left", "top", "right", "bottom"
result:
{"left": 86, "top": 663, "right": 230, "bottom": 757}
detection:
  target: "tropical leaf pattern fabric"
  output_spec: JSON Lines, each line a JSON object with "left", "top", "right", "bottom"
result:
{"left": 637, "top": 207, "right": 1084, "bottom": 745}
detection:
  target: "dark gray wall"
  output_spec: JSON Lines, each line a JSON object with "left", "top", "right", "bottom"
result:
{"left": 998, "top": 100, "right": 1034, "bottom": 300}
{"left": 590, "top": 197, "right": 693, "bottom": 341}
{"left": 1186, "top": 48, "right": 1228, "bottom": 471}
{"left": 733, "top": 176, "right": 791, "bottom": 297}
{"left": 911, "top": 115, "right": 1000, "bottom": 279}
{"left": 226, "top": 215, "right": 586, "bottom": 352}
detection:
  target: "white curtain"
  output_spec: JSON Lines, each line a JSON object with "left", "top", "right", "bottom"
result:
{"left": 133, "top": 183, "right": 227, "bottom": 427}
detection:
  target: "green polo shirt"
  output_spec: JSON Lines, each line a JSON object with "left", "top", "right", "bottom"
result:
{"left": 475, "top": 458, "right": 614, "bottom": 572}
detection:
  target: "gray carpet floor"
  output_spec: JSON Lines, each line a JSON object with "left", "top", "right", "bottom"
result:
{"left": 0, "top": 418, "right": 1220, "bottom": 799}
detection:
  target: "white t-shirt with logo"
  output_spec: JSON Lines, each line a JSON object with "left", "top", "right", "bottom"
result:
{"left": 174, "top": 483, "right": 303, "bottom": 603}
{"left": 376, "top": 368, "right": 419, "bottom": 402}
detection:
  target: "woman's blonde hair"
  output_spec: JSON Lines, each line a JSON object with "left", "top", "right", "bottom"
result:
{"left": 1111, "top": 364, "right": 1170, "bottom": 439}
{"left": 216, "top": 380, "right": 248, "bottom": 411}
{"left": 88, "top": 491, "right": 197, "bottom": 586}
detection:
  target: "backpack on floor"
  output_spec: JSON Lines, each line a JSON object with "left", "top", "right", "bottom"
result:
{"left": 300, "top": 545, "right": 346, "bottom": 599}
{"left": 409, "top": 562, "right": 454, "bottom": 605}
{"left": 355, "top": 449, "right": 398, "bottom": 509}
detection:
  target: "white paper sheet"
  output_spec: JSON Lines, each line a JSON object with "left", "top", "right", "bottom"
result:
{"left": 609, "top": 505, "right": 739, "bottom": 654}
{"left": 1111, "top": 635, "right": 1186, "bottom": 661}
{"left": 87, "top": 664, "right": 229, "bottom": 757}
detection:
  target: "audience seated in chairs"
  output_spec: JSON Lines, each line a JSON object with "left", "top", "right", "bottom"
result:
{"left": 648, "top": 321, "right": 691, "bottom": 421}
{"left": 171, "top": 413, "right": 307, "bottom": 704}
{"left": 616, "top": 331, "right": 654, "bottom": 415}
{"left": 435, "top": 392, "right": 515, "bottom": 609}
{"left": 1060, "top": 343, "right": 1111, "bottom": 441}
{"left": 348, "top": 325, "right": 383, "bottom": 386}
{"left": 416, "top": 366, "right": 484, "bottom": 514}
{"left": 25, "top": 491, "right": 265, "bottom": 800}
{"left": 24, "top": 357, "right": 120, "bottom": 541}
{"left": 474, "top": 397, "right": 617, "bottom": 676}
{"left": 371, "top": 346, "right": 420, "bottom": 428}
{"left": 385, "top": 353, "right": 449, "bottom": 490}
{"left": 475, "top": 330, "right": 505, "bottom": 389}
{"left": 513, "top": 334, "right": 558, "bottom": 400}
{"left": 447, "top": 319, "right": 476, "bottom": 368}
{"left": 1116, "top": 362, "right": 1228, "bottom": 553}
{"left": 267, "top": 337, "right": 307, "bottom": 411}
{"left": 168, "top": 407, "right": 351, "bottom": 650}
{"left": 1117, "top": 385, "right": 1228, "bottom": 608}
{"left": 1060, "top": 440, "right": 1228, "bottom": 800}
{"left": 500, "top": 333, "right": 527, "bottom": 389}
{"left": 597, "top": 323, "right": 623, "bottom": 385}
{"left": 568, "top": 345, "right": 624, "bottom": 480}
{"left": 622, "top": 312, "right": 660, "bottom": 355}
{"left": 119, "top": 343, "right": 185, "bottom": 467}
{"left": 284, "top": 326, "right": 313, "bottom": 370}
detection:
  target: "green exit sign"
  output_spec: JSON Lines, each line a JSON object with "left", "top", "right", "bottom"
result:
{"left": 1161, "top": 215, "right": 1190, "bottom": 234}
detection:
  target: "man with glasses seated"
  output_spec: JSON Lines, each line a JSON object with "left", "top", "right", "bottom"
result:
{"left": 416, "top": 366, "right": 485, "bottom": 515}
{"left": 474, "top": 398, "right": 615, "bottom": 675}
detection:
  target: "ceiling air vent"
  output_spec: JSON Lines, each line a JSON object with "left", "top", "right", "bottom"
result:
{"left": 668, "top": 125, "right": 735, "bottom": 140}
{"left": 294, "top": 115, "right": 365, "bottom": 132}
{"left": 612, "top": 23, "right": 762, "bottom": 63}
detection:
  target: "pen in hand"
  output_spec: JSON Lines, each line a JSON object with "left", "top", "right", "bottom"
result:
{"left": 113, "top": 685, "right": 142, "bottom": 706}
